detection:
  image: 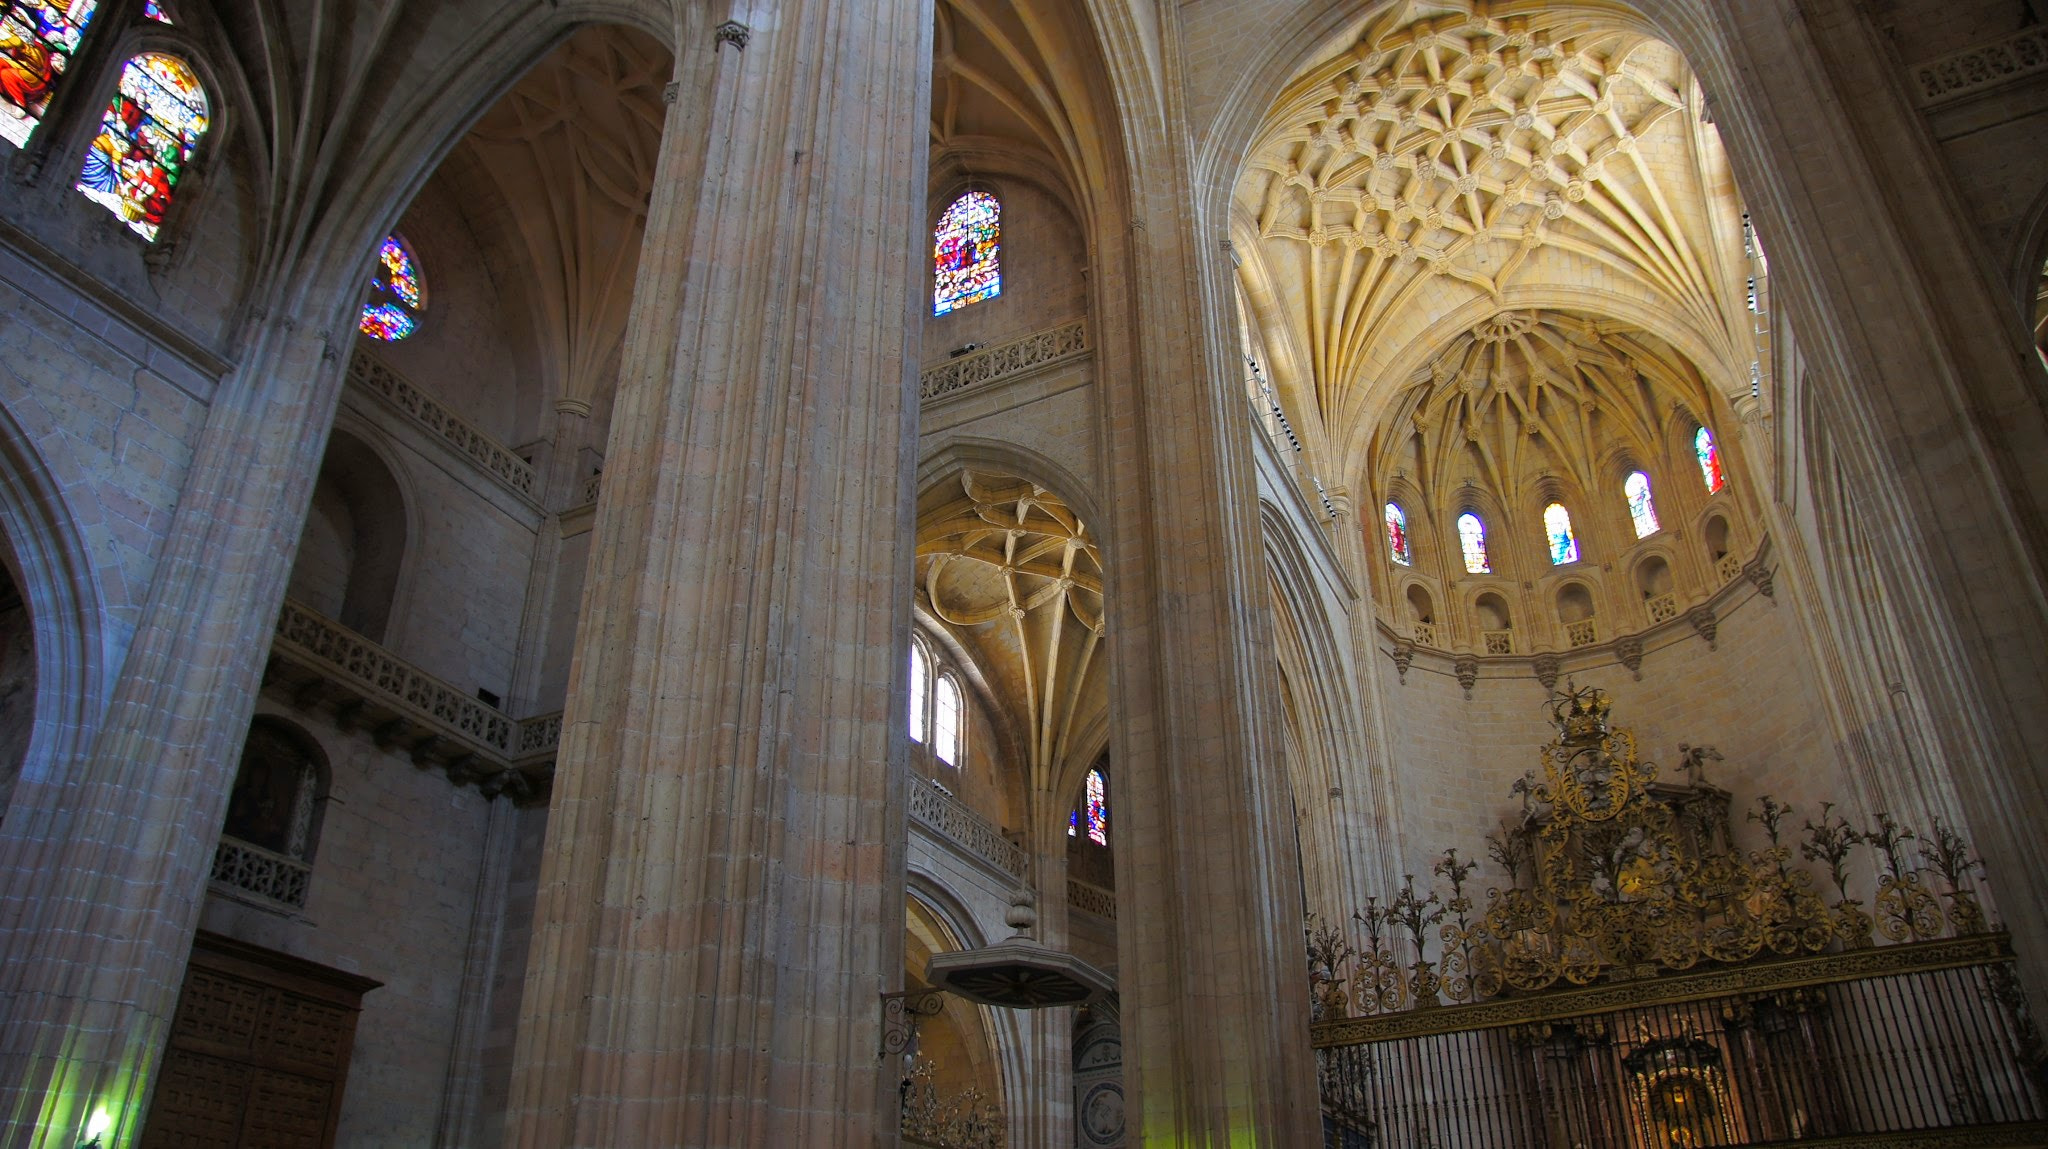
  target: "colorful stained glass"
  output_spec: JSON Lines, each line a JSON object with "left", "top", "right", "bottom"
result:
{"left": 75, "top": 53, "right": 206, "bottom": 241}
{"left": 1626, "top": 471, "right": 1660, "bottom": 538}
{"left": 1084, "top": 768, "right": 1107, "bottom": 847}
{"left": 0, "top": 0, "right": 98, "bottom": 147}
{"left": 142, "top": 0, "right": 168, "bottom": 21}
{"left": 1544, "top": 503, "right": 1579, "bottom": 565}
{"left": 933, "top": 190, "right": 1000, "bottom": 316}
{"left": 1457, "top": 512, "right": 1489, "bottom": 574}
{"left": 1384, "top": 502, "right": 1411, "bottom": 565}
{"left": 1695, "top": 427, "right": 1725, "bottom": 494}
{"left": 359, "top": 234, "right": 425, "bottom": 341}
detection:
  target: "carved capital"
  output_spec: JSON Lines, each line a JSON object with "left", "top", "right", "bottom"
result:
{"left": 714, "top": 19, "right": 750, "bottom": 51}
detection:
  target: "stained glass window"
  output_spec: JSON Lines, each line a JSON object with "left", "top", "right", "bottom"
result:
{"left": 0, "top": 0, "right": 99, "bottom": 147}
{"left": 76, "top": 53, "right": 207, "bottom": 241}
{"left": 1384, "top": 503, "right": 1411, "bottom": 565}
{"left": 1625, "top": 471, "right": 1660, "bottom": 538}
{"left": 908, "top": 643, "right": 927, "bottom": 743}
{"left": 1544, "top": 503, "right": 1579, "bottom": 565}
{"left": 142, "top": 0, "right": 168, "bottom": 21}
{"left": 933, "top": 190, "right": 1000, "bottom": 316}
{"left": 1695, "top": 427, "right": 1726, "bottom": 494}
{"left": 934, "top": 675, "right": 962, "bottom": 766}
{"left": 1084, "top": 767, "right": 1107, "bottom": 847}
{"left": 1457, "top": 512, "right": 1489, "bottom": 574}
{"left": 359, "top": 234, "right": 425, "bottom": 341}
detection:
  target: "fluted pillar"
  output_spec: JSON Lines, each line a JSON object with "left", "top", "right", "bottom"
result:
{"left": 504, "top": 2, "right": 931, "bottom": 1145}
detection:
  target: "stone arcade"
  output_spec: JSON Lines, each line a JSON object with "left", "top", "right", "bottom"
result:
{"left": 0, "top": 0, "right": 2045, "bottom": 1146}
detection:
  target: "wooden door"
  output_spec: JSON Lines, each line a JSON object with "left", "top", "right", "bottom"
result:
{"left": 141, "top": 932, "right": 379, "bottom": 1149}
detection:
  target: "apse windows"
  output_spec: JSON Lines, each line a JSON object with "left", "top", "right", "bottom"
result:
{"left": 907, "top": 636, "right": 965, "bottom": 768}
{"left": 360, "top": 234, "right": 426, "bottom": 341}
{"left": 1625, "top": 472, "right": 1660, "bottom": 538}
{"left": 1384, "top": 503, "right": 1411, "bottom": 565}
{"left": 1456, "top": 512, "right": 1490, "bottom": 574}
{"left": 0, "top": 0, "right": 96, "bottom": 146}
{"left": 1695, "top": 427, "right": 1726, "bottom": 494}
{"left": 933, "top": 190, "right": 1001, "bottom": 316}
{"left": 1070, "top": 767, "right": 1109, "bottom": 846}
{"left": 933, "top": 674, "right": 962, "bottom": 767}
{"left": 1543, "top": 503, "right": 1579, "bottom": 565}
{"left": 76, "top": 52, "right": 208, "bottom": 241}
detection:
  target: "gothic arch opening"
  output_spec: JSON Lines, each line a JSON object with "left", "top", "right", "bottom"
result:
{"left": 287, "top": 429, "right": 408, "bottom": 643}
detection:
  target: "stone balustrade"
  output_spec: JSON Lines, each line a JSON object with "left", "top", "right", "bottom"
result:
{"left": 918, "top": 319, "right": 1087, "bottom": 403}
{"left": 1067, "top": 877, "right": 1116, "bottom": 920}
{"left": 211, "top": 835, "right": 312, "bottom": 908}
{"left": 1911, "top": 25, "right": 2048, "bottom": 105}
{"left": 348, "top": 351, "right": 540, "bottom": 502}
{"left": 908, "top": 778, "right": 1027, "bottom": 878}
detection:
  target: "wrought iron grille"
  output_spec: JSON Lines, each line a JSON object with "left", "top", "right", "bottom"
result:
{"left": 1315, "top": 937, "right": 2045, "bottom": 1148}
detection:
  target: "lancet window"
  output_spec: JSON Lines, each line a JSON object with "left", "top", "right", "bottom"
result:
{"left": 1070, "top": 767, "right": 1108, "bottom": 846}
{"left": 1543, "top": 503, "right": 1579, "bottom": 566}
{"left": 932, "top": 190, "right": 1001, "bottom": 315}
{"left": 1625, "top": 472, "right": 1660, "bottom": 538}
{"left": 76, "top": 52, "right": 208, "bottom": 241}
{"left": 1384, "top": 502, "right": 1411, "bottom": 565}
{"left": 0, "top": 0, "right": 97, "bottom": 147}
{"left": 907, "top": 635, "right": 965, "bottom": 769}
{"left": 1695, "top": 427, "right": 1726, "bottom": 494}
{"left": 933, "top": 674, "right": 962, "bottom": 767}
{"left": 360, "top": 234, "right": 425, "bottom": 342}
{"left": 1457, "top": 512, "right": 1490, "bottom": 574}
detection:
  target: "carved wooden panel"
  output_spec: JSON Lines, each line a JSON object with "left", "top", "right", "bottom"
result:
{"left": 141, "top": 932, "right": 379, "bottom": 1149}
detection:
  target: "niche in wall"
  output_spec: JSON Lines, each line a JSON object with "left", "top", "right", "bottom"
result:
{"left": 1636, "top": 555, "right": 1675, "bottom": 601}
{"left": 1704, "top": 514, "right": 1730, "bottom": 562}
{"left": 286, "top": 431, "right": 406, "bottom": 642}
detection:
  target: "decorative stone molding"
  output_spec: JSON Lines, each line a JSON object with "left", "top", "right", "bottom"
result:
{"left": 908, "top": 778, "right": 1027, "bottom": 878}
{"left": 1565, "top": 618, "right": 1598, "bottom": 648}
{"left": 1686, "top": 605, "right": 1718, "bottom": 650}
{"left": 348, "top": 352, "right": 539, "bottom": 503}
{"left": 1616, "top": 636, "right": 1644, "bottom": 681}
{"left": 919, "top": 319, "right": 1087, "bottom": 403}
{"left": 1716, "top": 552, "right": 1743, "bottom": 585}
{"left": 1454, "top": 656, "right": 1478, "bottom": 699}
{"left": 266, "top": 600, "right": 559, "bottom": 802}
{"left": 1481, "top": 629, "right": 1513, "bottom": 655}
{"left": 1068, "top": 878, "right": 1117, "bottom": 920}
{"left": 210, "top": 836, "right": 311, "bottom": 908}
{"left": 1532, "top": 653, "right": 1561, "bottom": 692}
{"left": 1743, "top": 556, "right": 1776, "bottom": 599}
{"left": 1910, "top": 26, "right": 2048, "bottom": 106}
{"left": 578, "top": 471, "right": 603, "bottom": 508}
{"left": 1410, "top": 622, "right": 1437, "bottom": 649}
{"left": 1646, "top": 591, "right": 1678, "bottom": 624}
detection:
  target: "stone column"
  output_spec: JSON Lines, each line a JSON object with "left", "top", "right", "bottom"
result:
{"left": 504, "top": 2, "right": 931, "bottom": 1145}
{"left": 432, "top": 793, "right": 519, "bottom": 1149}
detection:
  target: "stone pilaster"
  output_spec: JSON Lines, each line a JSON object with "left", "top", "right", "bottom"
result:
{"left": 503, "top": 1, "right": 931, "bottom": 1143}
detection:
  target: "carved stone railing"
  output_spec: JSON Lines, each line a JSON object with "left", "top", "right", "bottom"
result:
{"left": 267, "top": 600, "right": 556, "bottom": 802}
{"left": 1564, "top": 617, "right": 1598, "bottom": 648}
{"left": 578, "top": 471, "right": 603, "bottom": 507}
{"left": 211, "top": 836, "right": 312, "bottom": 908}
{"left": 1067, "top": 878, "right": 1116, "bottom": 920}
{"left": 919, "top": 320, "right": 1087, "bottom": 403}
{"left": 1480, "top": 628, "right": 1513, "bottom": 655}
{"left": 1911, "top": 25, "right": 2048, "bottom": 105}
{"left": 348, "top": 351, "right": 539, "bottom": 502}
{"left": 1646, "top": 591, "right": 1679, "bottom": 623}
{"left": 1410, "top": 622, "right": 1438, "bottom": 648}
{"left": 275, "top": 600, "right": 513, "bottom": 751}
{"left": 908, "top": 779, "right": 1027, "bottom": 878}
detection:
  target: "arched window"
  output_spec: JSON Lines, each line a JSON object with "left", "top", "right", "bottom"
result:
{"left": 1543, "top": 503, "right": 1578, "bottom": 565}
{"left": 1075, "top": 767, "right": 1107, "bottom": 846}
{"left": 359, "top": 234, "right": 426, "bottom": 341}
{"left": 1456, "top": 512, "right": 1489, "bottom": 574}
{"left": 0, "top": 0, "right": 98, "bottom": 146}
{"left": 1625, "top": 471, "right": 1660, "bottom": 538}
{"left": 144, "top": 0, "right": 171, "bottom": 21}
{"left": 908, "top": 642, "right": 928, "bottom": 743}
{"left": 1384, "top": 503, "right": 1411, "bottom": 565}
{"left": 933, "top": 190, "right": 1001, "bottom": 316}
{"left": 214, "top": 718, "right": 327, "bottom": 908}
{"left": 1695, "top": 427, "right": 1726, "bottom": 494}
{"left": 76, "top": 53, "right": 209, "bottom": 241}
{"left": 933, "top": 674, "right": 962, "bottom": 767}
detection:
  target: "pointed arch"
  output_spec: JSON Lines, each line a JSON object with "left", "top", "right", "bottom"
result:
{"left": 1694, "top": 426, "right": 1727, "bottom": 493}
{"left": 1456, "top": 511, "right": 1489, "bottom": 574}
{"left": 359, "top": 233, "right": 427, "bottom": 341}
{"left": 1383, "top": 502, "right": 1410, "bottom": 566}
{"left": 1543, "top": 503, "right": 1579, "bottom": 566}
{"left": 1625, "top": 471, "right": 1661, "bottom": 538}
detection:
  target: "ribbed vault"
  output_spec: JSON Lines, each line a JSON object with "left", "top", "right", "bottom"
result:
{"left": 918, "top": 472, "right": 1107, "bottom": 805}
{"left": 1235, "top": 2, "right": 1752, "bottom": 448}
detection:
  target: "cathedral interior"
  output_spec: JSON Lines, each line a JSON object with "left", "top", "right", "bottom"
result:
{"left": 0, "top": 0, "right": 2046, "bottom": 1146}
